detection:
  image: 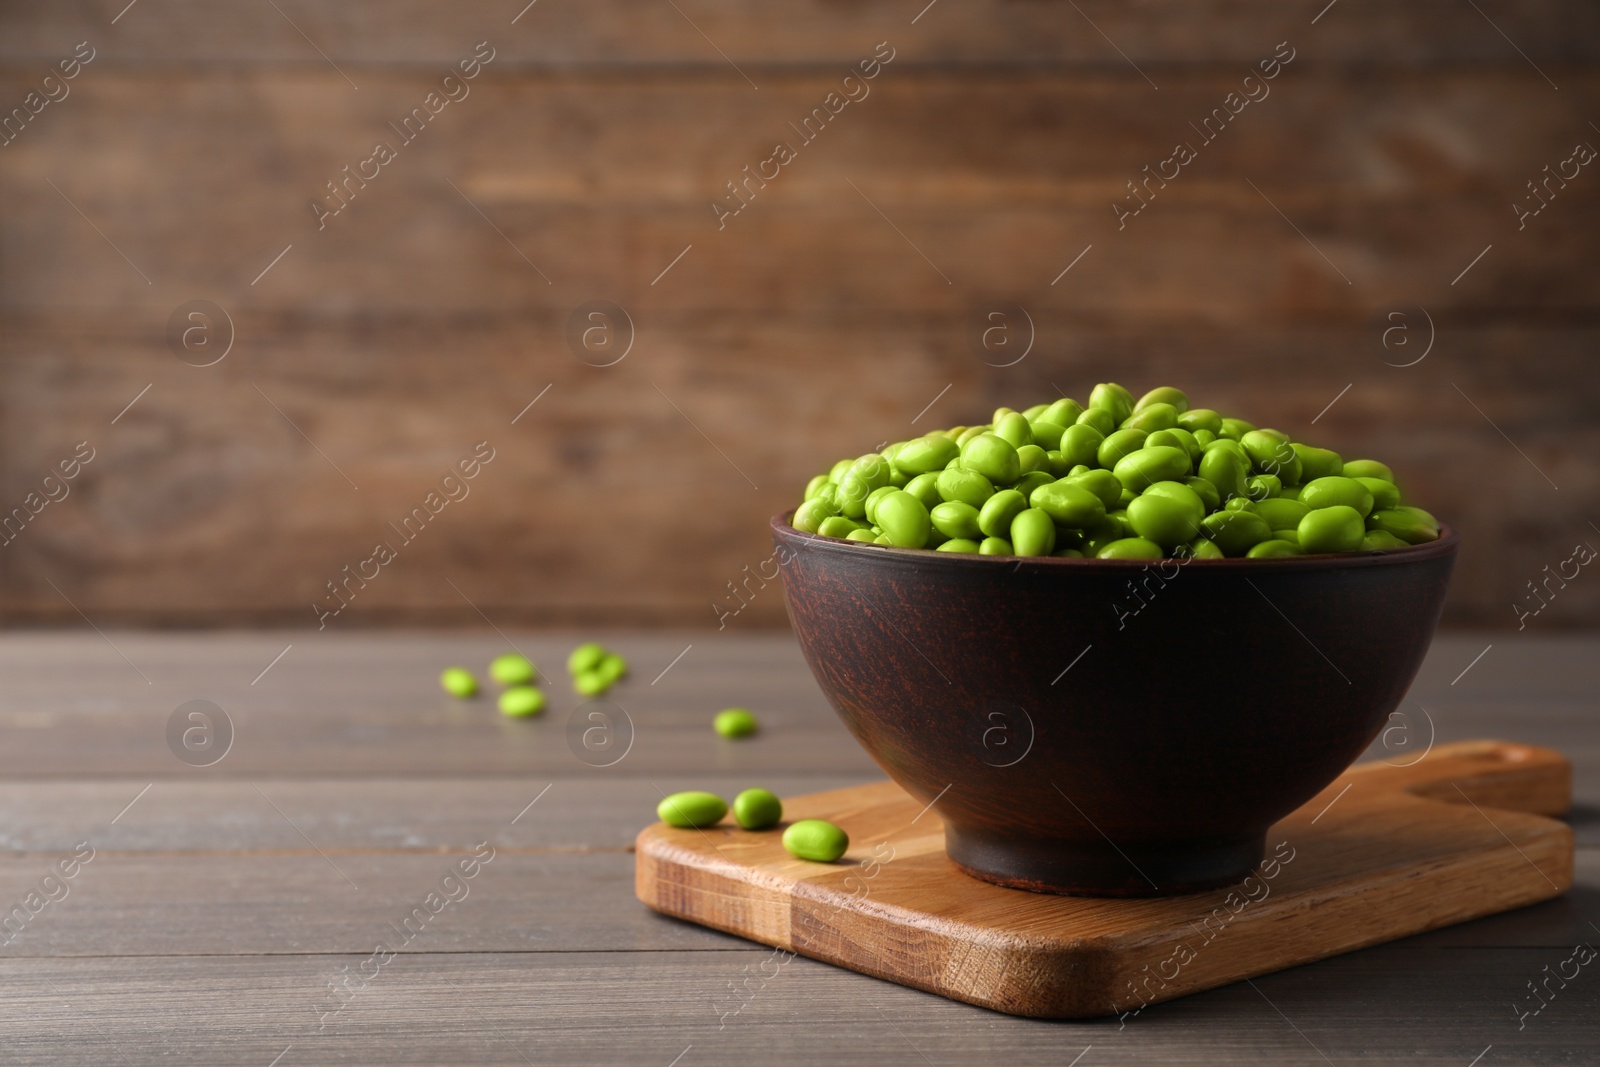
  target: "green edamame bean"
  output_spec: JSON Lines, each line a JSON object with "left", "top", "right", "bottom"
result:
{"left": 978, "top": 489, "right": 1028, "bottom": 538}
{"left": 1043, "top": 398, "right": 1084, "bottom": 427}
{"left": 1096, "top": 537, "right": 1164, "bottom": 560}
{"left": 1058, "top": 423, "right": 1105, "bottom": 467}
{"left": 930, "top": 500, "right": 983, "bottom": 540}
{"left": 1241, "top": 430, "right": 1300, "bottom": 482}
{"left": 961, "top": 434, "right": 1022, "bottom": 486}
{"left": 1292, "top": 444, "right": 1343, "bottom": 481}
{"left": 836, "top": 453, "right": 893, "bottom": 517}
{"left": 1239, "top": 429, "right": 1289, "bottom": 467}
{"left": 1010, "top": 508, "right": 1057, "bottom": 556}
{"left": 893, "top": 435, "right": 961, "bottom": 475}
{"left": 499, "top": 686, "right": 546, "bottom": 718}
{"left": 782, "top": 819, "right": 849, "bottom": 862}
{"left": 1142, "top": 480, "right": 1204, "bottom": 509}
{"left": 1343, "top": 459, "right": 1394, "bottom": 482}
{"left": 1146, "top": 427, "right": 1201, "bottom": 462}
{"left": 863, "top": 485, "right": 897, "bottom": 525}
{"left": 993, "top": 412, "right": 1034, "bottom": 450}
{"left": 1368, "top": 506, "right": 1439, "bottom": 544}
{"left": 1300, "top": 476, "right": 1375, "bottom": 517}
{"left": 1052, "top": 548, "right": 1085, "bottom": 558}
{"left": 935, "top": 538, "right": 981, "bottom": 553}
{"left": 955, "top": 425, "right": 989, "bottom": 446}
{"left": 791, "top": 498, "right": 831, "bottom": 534}
{"left": 1080, "top": 519, "right": 1125, "bottom": 557}
{"left": 876, "top": 490, "right": 932, "bottom": 548}
{"left": 1127, "top": 487, "right": 1204, "bottom": 548}
{"left": 1121, "top": 402, "right": 1178, "bottom": 433}
{"left": 598, "top": 653, "right": 627, "bottom": 683}
{"left": 1087, "top": 382, "right": 1135, "bottom": 424}
{"left": 1097, "top": 428, "right": 1149, "bottom": 469}
{"left": 1113, "top": 445, "right": 1192, "bottom": 491}
{"left": 903, "top": 472, "right": 942, "bottom": 510}
{"left": 714, "top": 707, "right": 758, "bottom": 738}
{"left": 1298, "top": 505, "right": 1365, "bottom": 553}
{"left": 935, "top": 467, "right": 995, "bottom": 509}
{"left": 733, "top": 788, "right": 783, "bottom": 831}
{"left": 574, "top": 670, "right": 609, "bottom": 696}
{"left": 1356, "top": 476, "right": 1400, "bottom": 511}
{"left": 1029, "top": 420, "right": 1067, "bottom": 451}
{"left": 568, "top": 642, "right": 606, "bottom": 675}
{"left": 1198, "top": 444, "right": 1250, "bottom": 501}
{"left": 1177, "top": 407, "right": 1222, "bottom": 434}
{"left": 1361, "top": 529, "right": 1409, "bottom": 551}
{"left": 440, "top": 667, "right": 477, "bottom": 698}
{"left": 658, "top": 791, "right": 728, "bottom": 828}
{"left": 1217, "top": 417, "right": 1255, "bottom": 440}
{"left": 1183, "top": 475, "right": 1221, "bottom": 512}
{"left": 1134, "top": 386, "right": 1189, "bottom": 414}
{"left": 797, "top": 390, "right": 1433, "bottom": 561}
{"left": 1247, "top": 539, "right": 1303, "bottom": 558}
{"left": 1200, "top": 509, "right": 1272, "bottom": 556}
{"left": 1013, "top": 470, "right": 1056, "bottom": 500}
{"left": 1029, "top": 480, "right": 1106, "bottom": 527}
{"left": 1245, "top": 474, "right": 1281, "bottom": 501}
{"left": 1255, "top": 497, "right": 1310, "bottom": 529}
{"left": 1076, "top": 406, "right": 1117, "bottom": 435}
{"left": 489, "top": 653, "right": 535, "bottom": 686}
{"left": 817, "top": 516, "right": 863, "bottom": 539}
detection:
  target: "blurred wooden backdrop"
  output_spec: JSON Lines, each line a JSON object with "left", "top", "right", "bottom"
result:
{"left": 0, "top": 0, "right": 1596, "bottom": 630}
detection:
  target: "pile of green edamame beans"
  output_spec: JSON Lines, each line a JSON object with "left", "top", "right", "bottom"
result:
{"left": 792, "top": 383, "right": 1440, "bottom": 559}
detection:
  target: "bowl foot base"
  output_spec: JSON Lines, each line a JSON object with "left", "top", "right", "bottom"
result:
{"left": 945, "top": 826, "right": 1266, "bottom": 897}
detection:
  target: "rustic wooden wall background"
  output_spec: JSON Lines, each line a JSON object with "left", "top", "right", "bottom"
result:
{"left": 0, "top": 0, "right": 1596, "bottom": 630}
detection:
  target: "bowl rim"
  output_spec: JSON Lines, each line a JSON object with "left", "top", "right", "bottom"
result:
{"left": 772, "top": 510, "right": 1459, "bottom": 571}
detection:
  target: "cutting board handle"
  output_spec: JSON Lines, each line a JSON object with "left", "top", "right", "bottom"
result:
{"left": 1347, "top": 739, "right": 1570, "bottom": 816}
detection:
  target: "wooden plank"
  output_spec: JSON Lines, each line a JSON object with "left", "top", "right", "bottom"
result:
{"left": 1, "top": 71, "right": 1595, "bottom": 316}
{"left": 3, "top": 0, "right": 1597, "bottom": 66}
{"left": 0, "top": 321, "right": 1597, "bottom": 627}
{"left": 637, "top": 741, "right": 1576, "bottom": 1017}
{"left": 0, "top": 946, "right": 1595, "bottom": 1065}
{"left": 0, "top": 634, "right": 1592, "bottom": 811}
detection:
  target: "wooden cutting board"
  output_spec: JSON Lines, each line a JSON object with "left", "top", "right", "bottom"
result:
{"left": 636, "top": 739, "right": 1573, "bottom": 1018}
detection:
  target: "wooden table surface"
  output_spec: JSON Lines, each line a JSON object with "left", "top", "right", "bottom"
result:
{"left": 0, "top": 629, "right": 1593, "bottom": 1065}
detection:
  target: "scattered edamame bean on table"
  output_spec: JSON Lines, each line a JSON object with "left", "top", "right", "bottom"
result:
{"left": 655, "top": 788, "right": 846, "bottom": 862}
{"left": 713, "top": 707, "right": 759, "bottom": 739}
{"left": 569, "top": 642, "right": 627, "bottom": 696}
{"left": 791, "top": 383, "right": 1441, "bottom": 559}
{"left": 489, "top": 653, "right": 536, "bottom": 686}
{"left": 439, "top": 667, "right": 478, "bottom": 698}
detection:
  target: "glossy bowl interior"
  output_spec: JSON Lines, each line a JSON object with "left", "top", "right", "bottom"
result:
{"left": 774, "top": 513, "right": 1459, "bottom": 896}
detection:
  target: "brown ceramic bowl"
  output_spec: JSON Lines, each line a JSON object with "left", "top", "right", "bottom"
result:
{"left": 774, "top": 514, "right": 1458, "bottom": 897}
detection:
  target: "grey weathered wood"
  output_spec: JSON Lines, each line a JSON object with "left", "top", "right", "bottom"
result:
{"left": 0, "top": 945, "right": 1596, "bottom": 1065}
{"left": 0, "top": 632, "right": 1589, "bottom": 1062}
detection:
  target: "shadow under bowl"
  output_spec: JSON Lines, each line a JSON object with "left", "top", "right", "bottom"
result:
{"left": 773, "top": 513, "right": 1459, "bottom": 897}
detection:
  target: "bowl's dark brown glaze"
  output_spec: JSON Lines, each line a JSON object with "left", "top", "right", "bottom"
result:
{"left": 773, "top": 514, "right": 1458, "bottom": 897}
